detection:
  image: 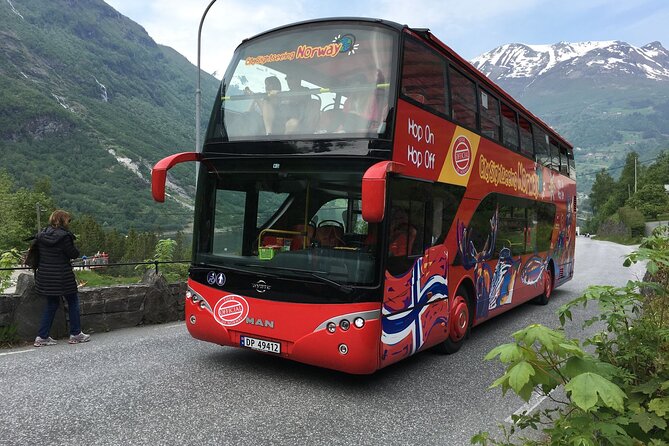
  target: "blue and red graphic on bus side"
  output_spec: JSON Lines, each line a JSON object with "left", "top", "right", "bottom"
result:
{"left": 380, "top": 248, "right": 449, "bottom": 365}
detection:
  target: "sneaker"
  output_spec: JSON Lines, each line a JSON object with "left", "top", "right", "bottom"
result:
{"left": 69, "top": 332, "right": 91, "bottom": 344}
{"left": 34, "top": 336, "right": 57, "bottom": 347}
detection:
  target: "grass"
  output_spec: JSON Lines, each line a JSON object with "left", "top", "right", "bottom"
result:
{"left": 74, "top": 269, "right": 141, "bottom": 287}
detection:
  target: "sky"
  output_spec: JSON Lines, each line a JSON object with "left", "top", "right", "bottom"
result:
{"left": 104, "top": 0, "right": 669, "bottom": 78}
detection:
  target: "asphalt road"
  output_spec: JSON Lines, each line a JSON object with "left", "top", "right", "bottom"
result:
{"left": 0, "top": 237, "right": 646, "bottom": 446}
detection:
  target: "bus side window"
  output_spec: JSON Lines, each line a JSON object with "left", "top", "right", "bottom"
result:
{"left": 501, "top": 103, "right": 519, "bottom": 152}
{"left": 518, "top": 115, "right": 534, "bottom": 158}
{"left": 450, "top": 68, "right": 477, "bottom": 129}
{"left": 479, "top": 89, "right": 500, "bottom": 141}
{"left": 559, "top": 145, "right": 569, "bottom": 175}
{"left": 536, "top": 202, "right": 556, "bottom": 252}
{"left": 549, "top": 139, "right": 560, "bottom": 172}
{"left": 495, "top": 196, "right": 526, "bottom": 257}
{"left": 533, "top": 127, "right": 551, "bottom": 168}
{"left": 568, "top": 151, "right": 576, "bottom": 180}
{"left": 525, "top": 206, "right": 538, "bottom": 254}
{"left": 387, "top": 179, "right": 430, "bottom": 275}
{"left": 401, "top": 37, "right": 448, "bottom": 115}
{"left": 432, "top": 183, "right": 466, "bottom": 245}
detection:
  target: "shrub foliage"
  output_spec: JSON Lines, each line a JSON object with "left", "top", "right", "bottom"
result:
{"left": 473, "top": 226, "right": 669, "bottom": 445}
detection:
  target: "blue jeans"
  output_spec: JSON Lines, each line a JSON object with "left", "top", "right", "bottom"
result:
{"left": 38, "top": 293, "right": 82, "bottom": 338}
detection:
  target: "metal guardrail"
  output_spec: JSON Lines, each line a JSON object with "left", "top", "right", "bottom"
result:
{"left": 0, "top": 260, "right": 191, "bottom": 275}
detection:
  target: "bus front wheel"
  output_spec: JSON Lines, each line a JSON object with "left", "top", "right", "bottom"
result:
{"left": 436, "top": 287, "right": 471, "bottom": 354}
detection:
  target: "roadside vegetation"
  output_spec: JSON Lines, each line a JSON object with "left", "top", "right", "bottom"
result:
{"left": 473, "top": 225, "right": 669, "bottom": 445}
{"left": 0, "top": 170, "right": 190, "bottom": 293}
{"left": 584, "top": 151, "right": 669, "bottom": 244}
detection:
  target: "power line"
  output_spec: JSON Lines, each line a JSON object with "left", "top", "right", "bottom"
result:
{"left": 577, "top": 156, "right": 659, "bottom": 178}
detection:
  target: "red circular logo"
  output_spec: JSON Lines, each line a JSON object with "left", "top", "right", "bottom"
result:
{"left": 213, "top": 295, "right": 249, "bottom": 327}
{"left": 452, "top": 136, "right": 472, "bottom": 175}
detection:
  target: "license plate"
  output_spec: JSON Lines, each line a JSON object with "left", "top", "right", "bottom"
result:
{"left": 240, "top": 336, "right": 281, "bottom": 354}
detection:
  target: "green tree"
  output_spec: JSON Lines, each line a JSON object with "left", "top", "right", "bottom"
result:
{"left": 104, "top": 228, "right": 126, "bottom": 263}
{"left": 589, "top": 169, "right": 616, "bottom": 215}
{"left": 70, "top": 215, "right": 106, "bottom": 256}
{"left": 0, "top": 170, "right": 54, "bottom": 250}
{"left": 628, "top": 184, "right": 669, "bottom": 219}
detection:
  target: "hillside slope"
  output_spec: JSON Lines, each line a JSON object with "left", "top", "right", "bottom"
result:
{"left": 0, "top": 0, "right": 219, "bottom": 231}
{"left": 471, "top": 40, "right": 669, "bottom": 195}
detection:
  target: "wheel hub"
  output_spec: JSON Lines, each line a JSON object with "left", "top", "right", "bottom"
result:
{"left": 450, "top": 296, "right": 469, "bottom": 341}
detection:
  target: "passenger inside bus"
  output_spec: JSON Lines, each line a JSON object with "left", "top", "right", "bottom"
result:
{"left": 341, "top": 73, "right": 379, "bottom": 130}
{"left": 245, "top": 75, "right": 283, "bottom": 135}
{"left": 284, "top": 75, "right": 310, "bottom": 134}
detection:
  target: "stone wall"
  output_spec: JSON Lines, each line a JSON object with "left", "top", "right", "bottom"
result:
{"left": 646, "top": 221, "right": 669, "bottom": 236}
{"left": 0, "top": 271, "right": 186, "bottom": 341}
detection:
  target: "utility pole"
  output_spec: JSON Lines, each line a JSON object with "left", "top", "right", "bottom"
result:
{"left": 196, "top": 0, "right": 218, "bottom": 153}
{"left": 634, "top": 155, "right": 638, "bottom": 194}
{"left": 36, "top": 202, "right": 41, "bottom": 233}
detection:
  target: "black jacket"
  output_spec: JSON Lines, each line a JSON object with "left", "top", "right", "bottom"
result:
{"left": 35, "top": 226, "right": 80, "bottom": 296}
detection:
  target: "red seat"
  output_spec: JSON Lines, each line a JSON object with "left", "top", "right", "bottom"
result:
{"left": 290, "top": 224, "right": 314, "bottom": 250}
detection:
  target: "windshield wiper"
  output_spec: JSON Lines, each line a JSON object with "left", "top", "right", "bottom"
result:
{"left": 246, "top": 264, "right": 354, "bottom": 293}
{"left": 309, "top": 273, "right": 353, "bottom": 294}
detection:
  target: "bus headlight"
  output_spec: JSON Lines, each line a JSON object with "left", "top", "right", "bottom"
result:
{"left": 338, "top": 344, "right": 348, "bottom": 355}
{"left": 189, "top": 315, "right": 196, "bottom": 324}
{"left": 353, "top": 317, "right": 365, "bottom": 329}
{"left": 326, "top": 322, "right": 336, "bottom": 333}
{"left": 339, "top": 319, "right": 350, "bottom": 331}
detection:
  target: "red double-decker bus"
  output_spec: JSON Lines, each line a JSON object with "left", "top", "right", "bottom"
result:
{"left": 152, "top": 18, "right": 576, "bottom": 374}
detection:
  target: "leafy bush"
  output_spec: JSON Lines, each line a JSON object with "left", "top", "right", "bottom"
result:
{"left": 0, "top": 249, "right": 22, "bottom": 293}
{"left": 0, "top": 325, "right": 21, "bottom": 347}
{"left": 473, "top": 227, "right": 669, "bottom": 445}
{"left": 135, "top": 239, "right": 188, "bottom": 283}
{"left": 618, "top": 206, "right": 646, "bottom": 239}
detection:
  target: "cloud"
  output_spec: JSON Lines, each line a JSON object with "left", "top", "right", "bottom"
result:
{"left": 107, "top": 0, "right": 307, "bottom": 76}
{"left": 106, "top": 0, "right": 669, "bottom": 71}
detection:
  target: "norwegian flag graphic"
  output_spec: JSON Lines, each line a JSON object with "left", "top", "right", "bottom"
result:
{"left": 382, "top": 249, "right": 448, "bottom": 358}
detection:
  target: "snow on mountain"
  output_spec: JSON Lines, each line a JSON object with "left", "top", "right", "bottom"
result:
{"left": 471, "top": 40, "right": 669, "bottom": 82}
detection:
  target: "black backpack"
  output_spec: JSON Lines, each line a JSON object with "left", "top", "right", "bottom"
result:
{"left": 23, "top": 237, "right": 40, "bottom": 270}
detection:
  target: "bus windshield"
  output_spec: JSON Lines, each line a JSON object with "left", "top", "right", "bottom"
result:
{"left": 195, "top": 168, "right": 380, "bottom": 288}
{"left": 218, "top": 23, "right": 397, "bottom": 140}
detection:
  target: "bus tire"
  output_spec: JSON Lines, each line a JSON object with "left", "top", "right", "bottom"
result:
{"left": 534, "top": 267, "right": 553, "bottom": 305}
{"left": 436, "top": 287, "right": 471, "bottom": 354}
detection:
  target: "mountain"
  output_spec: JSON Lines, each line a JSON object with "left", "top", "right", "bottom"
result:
{"left": 471, "top": 41, "right": 669, "bottom": 197}
{"left": 472, "top": 41, "right": 669, "bottom": 84}
{"left": 0, "top": 0, "right": 219, "bottom": 231}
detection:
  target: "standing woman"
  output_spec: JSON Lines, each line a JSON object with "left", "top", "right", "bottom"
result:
{"left": 33, "top": 210, "right": 91, "bottom": 347}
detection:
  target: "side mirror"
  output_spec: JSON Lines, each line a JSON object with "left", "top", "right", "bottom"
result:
{"left": 151, "top": 152, "right": 202, "bottom": 202}
{"left": 361, "top": 161, "right": 405, "bottom": 223}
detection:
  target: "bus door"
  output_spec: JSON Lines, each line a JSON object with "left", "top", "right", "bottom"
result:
{"left": 379, "top": 178, "right": 451, "bottom": 367}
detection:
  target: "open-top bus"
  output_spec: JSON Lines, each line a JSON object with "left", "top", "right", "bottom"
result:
{"left": 152, "top": 18, "right": 576, "bottom": 374}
